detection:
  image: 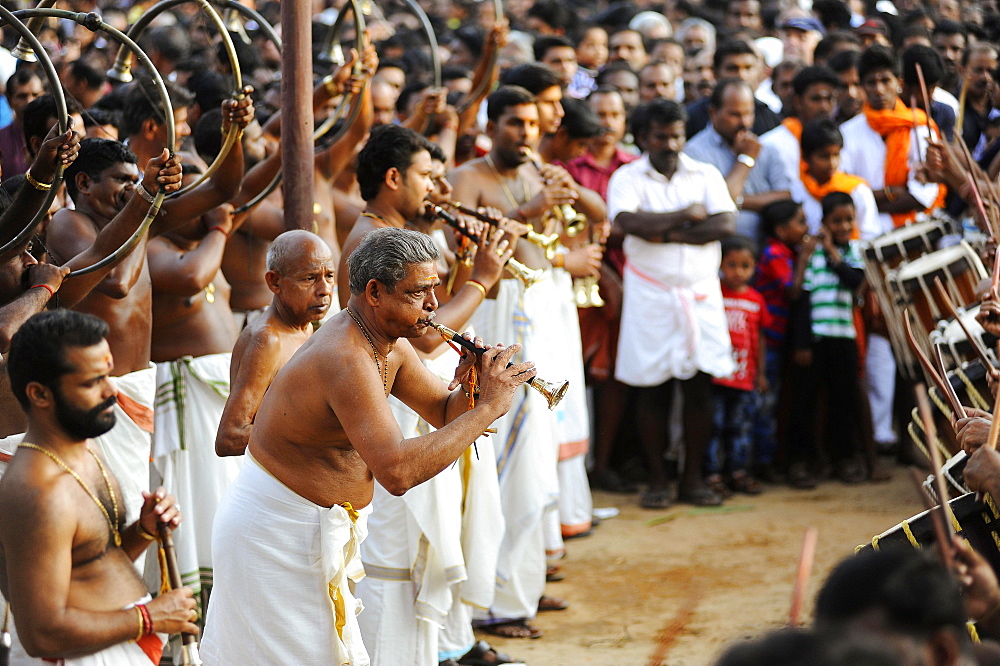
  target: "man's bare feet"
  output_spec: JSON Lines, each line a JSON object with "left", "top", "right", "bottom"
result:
{"left": 478, "top": 619, "right": 543, "bottom": 639}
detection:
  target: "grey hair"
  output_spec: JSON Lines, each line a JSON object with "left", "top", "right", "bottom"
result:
{"left": 677, "top": 18, "right": 716, "bottom": 54}
{"left": 265, "top": 230, "right": 328, "bottom": 275}
{"left": 347, "top": 227, "right": 440, "bottom": 295}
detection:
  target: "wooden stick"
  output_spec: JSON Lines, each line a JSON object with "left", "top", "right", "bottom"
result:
{"left": 986, "top": 342, "right": 1000, "bottom": 452}
{"left": 908, "top": 466, "right": 953, "bottom": 568}
{"left": 158, "top": 524, "right": 202, "bottom": 664}
{"left": 932, "top": 342, "right": 968, "bottom": 420}
{"left": 788, "top": 527, "right": 818, "bottom": 627}
{"left": 915, "top": 385, "right": 957, "bottom": 568}
{"left": 903, "top": 308, "right": 965, "bottom": 417}
{"left": 956, "top": 75, "right": 969, "bottom": 136}
{"left": 932, "top": 275, "right": 995, "bottom": 375}
{"left": 915, "top": 63, "right": 933, "bottom": 121}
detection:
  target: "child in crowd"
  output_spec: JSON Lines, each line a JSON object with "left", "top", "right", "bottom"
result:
{"left": 796, "top": 118, "right": 881, "bottom": 240}
{"left": 752, "top": 200, "right": 810, "bottom": 482}
{"left": 787, "top": 192, "right": 867, "bottom": 489}
{"left": 706, "top": 236, "right": 768, "bottom": 497}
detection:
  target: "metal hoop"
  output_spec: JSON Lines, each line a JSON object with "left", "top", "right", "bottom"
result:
{"left": 0, "top": 5, "right": 67, "bottom": 261}
{"left": 457, "top": 0, "right": 504, "bottom": 114}
{"left": 108, "top": 0, "right": 241, "bottom": 198}
{"left": 9, "top": 9, "right": 175, "bottom": 279}
{"left": 401, "top": 0, "right": 442, "bottom": 89}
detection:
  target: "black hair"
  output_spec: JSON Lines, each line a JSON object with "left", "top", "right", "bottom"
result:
{"left": 721, "top": 234, "right": 758, "bottom": 260}
{"left": 821, "top": 191, "right": 855, "bottom": 219}
{"left": 5, "top": 68, "right": 40, "bottom": 104}
{"left": 119, "top": 79, "right": 195, "bottom": 139}
{"left": 715, "top": 628, "right": 901, "bottom": 666}
{"left": 962, "top": 42, "right": 999, "bottom": 68}
{"left": 900, "top": 44, "right": 944, "bottom": 87}
{"left": 395, "top": 79, "right": 431, "bottom": 115}
{"left": 63, "top": 138, "right": 138, "bottom": 203}
{"left": 901, "top": 26, "right": 932, "bottom": 44}
{"left": 630, "top": 99, "right": 687, "bottom": 141}
{"left": 22, "top": 95, "right": 83, "bottom": 155}
{"left": 813, "top": 30, "right": 861, "bottom": 63}
{"left": 7, "top": 310, "right": 110, "bottom": 410}
{"left": 560, "top": 97, "right": 605, "bottom": 139}
{"left": 792, "top": 65, "right": 842, "bottom": 96}
{"left": 828, "top": 48, "right": 861, "bottom": 75}
{"left": 427, "top": 142, "right": 447, "bottom": 164}
{"left": 83, "top": 107, "right": 122, "bottom": 133}
{"left": 378, "top": 58, "right": 407, "bottom": 73}
{"left": 902, "top": 8, "right": 933, "bottom": 27}
{"left": 534, "top": 35, "right": 575, "bottom": 62}
{"left": 761, "top": 199, "right": 802, "bottom": 237}
{"left": 66, "top": 59, "right": 106, "bottom": 92}
{"left": 500, "top": 63, "right": 564, "bottom": 96}
{"left": 713, "top": 39, "right": 757, "bottom": 72}
{"left": 193, "top": 107, "right": 224, "bottom": 162}
{"left": 812, "top": 1, "right": 853, "bottom": 32}
{"left": 709, "top": 78, "right": 753, "bottom": 110}
{"left": 145, "top": 24, "right": 192, "bottom": 63}
{"left": 858, "top": 44, "right": 900, "bottom": 82}
{"left": 355, "top": 124, "right": 433, "bottom": 202}
{"left": 185, "top": 69, "right": 228, "bottom": 115}
{"left": 526, "top": 0, "right": 577, "bottom": 34}
{"left": 441, "top": 66, "right": 471, "bottom": 82}
{"left": 932, "top": 20, "right": 966, "bottom": 40}
{"left": 595, "top": 61, "right": 638, "bottom": 87}
{"left": 816, "top": 548, "right": 967, "bottom": 640}
{"left": 801, "top": 118, "right": 843, "bottom": 157}
{"left": 486, "top": 85, "right": 537, "bottom": 123}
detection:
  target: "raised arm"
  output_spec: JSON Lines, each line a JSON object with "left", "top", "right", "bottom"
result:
{"left": 317, "top": 46, "right": 377, "bottom": 183}
{"left": 147, "top": 204, "right": 237, "bottom": 297}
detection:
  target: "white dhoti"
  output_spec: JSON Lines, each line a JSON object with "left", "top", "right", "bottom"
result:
{"left": 150, "top": 354, "right": 242, "bottom": 608}
{"left": 8, "top": 595, "right": 163, "bottom": 666}
{"left": 615, "top": 261, "right": 734, "bottom": 386}
{"left": 470, "top": 279, "right": 557, "bottom": 623}
{"left": 201, "top": 454, "right": 371, "bottom": 665}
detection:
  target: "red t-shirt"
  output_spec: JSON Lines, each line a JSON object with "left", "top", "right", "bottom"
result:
{"left": 716, "top": 284, "right": 768, "bottom": 391}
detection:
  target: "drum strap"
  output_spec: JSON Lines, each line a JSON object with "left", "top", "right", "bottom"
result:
{"left": 955, "top": 367, "right": 991, "bottom": 411}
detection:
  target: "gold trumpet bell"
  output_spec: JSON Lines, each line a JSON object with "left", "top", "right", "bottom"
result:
{"left": 11, "top": 41, "right": 37, "bottom": 63}
{"left": 507, "top": 260, "right": 543, "bottom": 289}
{"left": 574, "top": 276, "right": 605, "bottom": 308}
{"left": 107, "top": 57, "right": 133, "bottom": 83}
{"left": 529, "top": 376, "right": 570, "bottom": 410}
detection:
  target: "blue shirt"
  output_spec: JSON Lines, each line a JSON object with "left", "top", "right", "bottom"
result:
{"left": 683, "top": 124, "right": 792, "bottom": 242}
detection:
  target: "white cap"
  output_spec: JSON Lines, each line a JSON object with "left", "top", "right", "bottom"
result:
{"left": 755, "top": 36, "right": 784, "bottom": 68}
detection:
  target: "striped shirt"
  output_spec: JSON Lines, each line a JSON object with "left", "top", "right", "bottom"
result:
{"left": 803, "top": 241, "right": 862, "bottom": 339}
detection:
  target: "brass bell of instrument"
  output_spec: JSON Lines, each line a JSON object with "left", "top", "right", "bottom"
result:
{"left": 574, "top": 276, "right": 605, "bottom": 308}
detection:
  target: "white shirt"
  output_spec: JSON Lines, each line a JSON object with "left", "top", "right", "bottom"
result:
{"left": 791, "top": 178, "right": 882, "bottom": 241}
{"left": 608, "top": 153, "right": 737, "bottom": 285}
{"left": 761, "top": 123, "right": 801, "bottom": 197}
{"left": 839, "top": 112, "right": 941, "bottom": 232}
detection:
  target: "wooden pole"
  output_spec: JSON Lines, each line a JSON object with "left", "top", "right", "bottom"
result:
{"left": 281, "top": 0, "right": 315, "bottom": 232}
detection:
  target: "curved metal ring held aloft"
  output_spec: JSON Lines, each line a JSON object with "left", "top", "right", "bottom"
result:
{"left": 208, "top": 0, "right": 282, "bottom": 49}
{"left": 9, "top": 0, "right": 55, "bottom": 62}
{"left": 236, "top": 0, "right": 366, "bottom": 215}
{"left": 0, "top": 5, "right": 67, "bottom": 261}
{"left": 313, "top": 0, "right": 367, "bottom": 141}
{"left": 108, "top": 0, "right": 242, "bottom": 198}
{"left": 9, "top": 8, "right": 176, "bottom": 279}
{"left": 401, "top": 0, "right": 442, "bottom": 89}
{"left": 456, "top": 0, "right": 504, "bottom": 114}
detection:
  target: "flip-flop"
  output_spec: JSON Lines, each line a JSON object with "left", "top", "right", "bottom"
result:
{"left": 478, "top": 619, "right": 543, "bottom": 639}
{"left": 537, "top": 595, "right": 569, "bottom": 612}
{"left": 456, "top": 640, "right": 526, "bottom": 665}
{"left": 546, "top": 565, "right": 565, "bottom": 582}
{"left": 640, "top": 488, "right": 672, "bottom": 509}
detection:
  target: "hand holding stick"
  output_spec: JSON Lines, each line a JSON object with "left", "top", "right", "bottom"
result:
{"left": 916, "top": 385, "right": 957, "bottom": 571}
{"left": 158, "top": 523, "right": 202, "bottom": 665}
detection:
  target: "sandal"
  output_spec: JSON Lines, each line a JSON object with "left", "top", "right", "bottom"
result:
{"left": 546, "top": 565, "right": 565, "bottom": 582}
{"left": 729, "top": 473, "right": 763, "bottom": 495}
{"left": 676, "top": 486, "right": 724, "bottom": 507}
{"left": 640, "top": 488, "right": 672, "bottom": 509}
{"left": 706, "top": 474, "right": 734, "bottom": 499}
{"left": 478, "top": 619, "right": 543, "bottom": 639}
{"left": 457, "top": 640, "right": 525, "bottom": 665}
{"left": 537, "top": 595, "right": 569, "bottom": 612}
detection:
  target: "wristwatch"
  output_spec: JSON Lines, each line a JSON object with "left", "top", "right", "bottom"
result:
{"left": 736, "top": 153, "right": 756, "bottom": 168}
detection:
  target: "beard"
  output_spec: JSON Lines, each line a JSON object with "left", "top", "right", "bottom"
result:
{"left": 52, "top": 390, "right": 117, "bottom": 440}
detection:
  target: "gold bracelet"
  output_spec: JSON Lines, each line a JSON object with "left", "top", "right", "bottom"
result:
{"left": 322, "top": 74, "right": 340, "bottom": 97}
{"left": 134, "top": 606, "right": 144, "bottom": 641}
{"left": 135, "top": 522, "right": 157, "bottom": 541}
{"left": 466, "top": 279, "right": 488, "bottom": 298}
{"left": 25, "top": 170, "right": 52, "bottom": 191}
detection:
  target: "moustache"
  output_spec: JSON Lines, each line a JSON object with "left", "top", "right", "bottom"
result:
{"left": 90, "top": 395, "right": 118, "bottom": 416}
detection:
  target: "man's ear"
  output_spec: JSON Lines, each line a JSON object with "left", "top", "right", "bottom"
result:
{"left": 25, "top": 381, "right": 54, "bottom": 410}
{"left": 365, "top": 279, "right": 382, "bottom": 306}
{"left": 384, "top": 167, "right": 402, "bottom": 192}
{"left": 141, "top": 117, "right": 159, "bottom": 140}
{"left": 75, "top": 171, "right": 93, "bottom": 195}
{"left": 264, "top": 270, "right": 280, "bottom": 294}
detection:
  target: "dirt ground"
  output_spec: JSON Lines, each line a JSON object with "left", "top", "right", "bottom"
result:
{"left": 477, "top": 462, "right": 920, "bottom": 666}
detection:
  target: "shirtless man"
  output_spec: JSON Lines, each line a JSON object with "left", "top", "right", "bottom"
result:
{"left": 202, "top": 227, "right": 535, "bottom": 664}
{"left": 337, "top": 124, "right": 436, "bottom": 309}
{"left": 215, "top": 230, "right": 335, "bottom": 457}
{"left": 0, "top": 310, "right": 196, "bottom": 665}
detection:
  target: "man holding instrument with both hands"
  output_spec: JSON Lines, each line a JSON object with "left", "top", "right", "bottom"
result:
{"left": 0, "top": 310, "right": 197, "bottom": 666}
{"left": 202, "top": 227, "right": 537, "bottom": 665}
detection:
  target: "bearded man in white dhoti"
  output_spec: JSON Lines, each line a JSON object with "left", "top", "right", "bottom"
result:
{"left": 607, "top": 98, "right": 737, "bottom": 511}
{"left": 201, "top": 228, "right": 535, "bottom": 665}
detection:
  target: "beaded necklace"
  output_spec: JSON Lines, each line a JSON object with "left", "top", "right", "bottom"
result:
{"left": 347, "top": 308, "right": 389, "bottom": 395}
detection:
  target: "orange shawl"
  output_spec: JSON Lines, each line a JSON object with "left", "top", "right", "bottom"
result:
{"left": 799, "top": 165, "right": 867, "bottom": 239}
{"left": 863, "top": 100, "right": 947, "bottom": 226}
{"left": 782, "top": 117, "right": 803, "bottom": 143}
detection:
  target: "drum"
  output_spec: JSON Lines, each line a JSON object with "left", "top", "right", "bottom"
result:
{"left": 908, "top": 359, "right": 994, "bottom": 457}
{"left": 921, "top": 451, "right": 969, "bottom": 501}
{"left": 857, "top": 492, "right": 1000, "bottom": 574}
{"left": 931, "top": 304, "right": 999, "bottom": 370}
{"left": 888, "top": 242, "right": 988, "bottom": 339}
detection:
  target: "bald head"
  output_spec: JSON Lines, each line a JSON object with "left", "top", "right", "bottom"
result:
{"left": 266, "top": 230, "right": 332, "bottom": 276}
{"left": 371, "top": 80, "right": 398, "bottom": 127}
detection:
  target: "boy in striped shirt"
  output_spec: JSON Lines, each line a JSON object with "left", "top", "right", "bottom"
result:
{"left": 786, "top": 191, "right": 867, "bottom": 489}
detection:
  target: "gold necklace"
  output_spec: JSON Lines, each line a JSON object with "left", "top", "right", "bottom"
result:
{"left": 19, "top": 443, "right": 121, "bottom": 547}
{"left": 360, "top": 211, "right": 390, "bottom": 226}
{"left": 484, "top": 154, "right": 528, "bottom": 209}
{"left": 347, "top": 307, "right": 388, "bottom": 395}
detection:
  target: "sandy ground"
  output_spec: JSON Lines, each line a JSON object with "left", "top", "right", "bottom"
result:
{"left": 476, "top": 463, "right": 920, "bottom": 666}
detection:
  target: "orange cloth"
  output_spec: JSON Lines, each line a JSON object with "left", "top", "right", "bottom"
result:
{"left": 799, "top": 165, "right": 868, "bottom": 240}
{"left": 782, "top": 117, "right": 803, "bottom": 143}
{"left": 862, "top": 100, "right": 947, "bottom": 226}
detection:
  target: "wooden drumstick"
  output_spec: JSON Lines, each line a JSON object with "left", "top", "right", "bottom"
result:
{"left": 932, "top": 343, "right": 968, "bottom": 420}
{"left": 903, "top": 308, "right": 966, "bottom": 419}
{"left": 788, "top": 527, "right": 818, "bottom": 627}
{"left": 916, "top": 386, "right": 957, "bottom": 556}
{"left": 908, "top": 466, "right": 954, "bottom": 568}
{"left": 986, "top": 342, "right": 1000, "bottom": 452}
{"left": 932, "top": 276, "right": 997, "bottom": 377}
{"left": 157, "top": 523, "right": 203, "bottom": 665}
{"left": 915, "top": 64, "right": 933, "bottom": 120}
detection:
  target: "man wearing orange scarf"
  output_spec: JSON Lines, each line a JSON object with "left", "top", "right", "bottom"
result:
{"left": 839, "top": 45, "right": 945, "bottom": 233}
{"left": 761, "top": 65, "right": 843, "bottom": 188}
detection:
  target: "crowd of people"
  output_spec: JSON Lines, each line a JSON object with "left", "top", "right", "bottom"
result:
{"left": 0, "top": 0, "right": 996, "bottom": 663}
